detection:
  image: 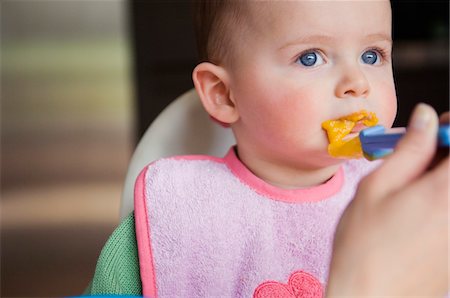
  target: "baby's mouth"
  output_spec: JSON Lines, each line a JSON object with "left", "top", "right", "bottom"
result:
{"left": 343, "top": 122, "right": 369, "bottom": 141}
{"left": 322, "top": 111, "right": 378, "bottom": 158}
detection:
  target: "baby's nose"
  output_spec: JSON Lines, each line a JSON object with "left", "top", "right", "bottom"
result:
{"left": 335, "top": 66, "right": 370, "bottom": 99}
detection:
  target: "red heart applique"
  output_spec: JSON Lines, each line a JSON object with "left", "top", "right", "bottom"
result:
{"left": 253, "top": 270, "right": 323, "bottom": 298}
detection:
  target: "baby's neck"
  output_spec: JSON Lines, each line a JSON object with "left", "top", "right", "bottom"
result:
{"left": 236, "top": 149, "right": 341, "bottom": 189}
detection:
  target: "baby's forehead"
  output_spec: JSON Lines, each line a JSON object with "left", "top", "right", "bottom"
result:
{"left": 243, "top": 1, "right": 390, "bottom": 25}
{"left": 231, "top": 1, "right": 391, "bottom": 39}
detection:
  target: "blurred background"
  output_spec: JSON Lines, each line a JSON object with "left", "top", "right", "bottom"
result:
{"left": 1, "top": 0, "right": 134, "bottom": 297}
{"left": 2, "top": 0, "right": 133, "bottom": 296}
{"left": 1, "top": 0, "right": 448, "bottom": 297}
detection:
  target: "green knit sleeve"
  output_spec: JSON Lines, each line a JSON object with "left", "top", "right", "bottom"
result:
{"left": 87, "top": 212, "right": 142, "bottom": 295}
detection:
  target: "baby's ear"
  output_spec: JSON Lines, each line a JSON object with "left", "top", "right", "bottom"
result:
{"left": 192, "top": 62, "right": 239, "bottom": 125}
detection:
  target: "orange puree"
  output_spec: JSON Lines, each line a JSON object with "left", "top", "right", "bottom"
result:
{"left": 322, "top": 111, "right": 378, "bottom": 158}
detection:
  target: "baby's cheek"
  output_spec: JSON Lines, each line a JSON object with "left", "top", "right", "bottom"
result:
{"left": 381, "top": 99, "right": 397, "bottom": 128}
{"left": 375, "top": 86, "right": 397, "bottom": 127}
{"left": 278, "top": 91, "right": 323, "bottom": 128}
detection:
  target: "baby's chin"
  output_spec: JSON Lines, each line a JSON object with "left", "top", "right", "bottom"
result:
{"left": 286, "top": 148, "right": 346, "bottom": 170}
{"left": 315, "top": 152, "right": 348, "bottom": 168}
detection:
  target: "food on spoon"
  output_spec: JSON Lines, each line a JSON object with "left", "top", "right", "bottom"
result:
{"left": 322, "top": 111, "right": 378, "bottom": 158}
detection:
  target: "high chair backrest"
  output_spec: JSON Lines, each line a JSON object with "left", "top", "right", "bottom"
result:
{"left": 120, "top": 88, "right": 236, "bottom": 220}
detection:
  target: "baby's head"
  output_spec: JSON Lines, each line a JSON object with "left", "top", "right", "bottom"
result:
{"left": 192, "top": 0, "right": 398, "bottom": 186}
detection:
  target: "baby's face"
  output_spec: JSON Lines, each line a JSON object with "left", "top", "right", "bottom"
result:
{"left": 228, "top": 0, "right": 397, "bottom": 169}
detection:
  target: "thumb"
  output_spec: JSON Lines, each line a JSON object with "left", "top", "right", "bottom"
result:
{"left": 362, "top": 103, "right": 439, "bottom": 199}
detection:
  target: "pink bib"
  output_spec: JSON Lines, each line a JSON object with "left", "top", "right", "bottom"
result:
{"left": 135, "top": 148, "right": 380, "bottom": 297}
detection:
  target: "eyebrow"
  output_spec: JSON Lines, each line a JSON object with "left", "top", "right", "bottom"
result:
{"left": 279, "top": 35, "right": 336, "bottom": 50}
{"left": 364, "top": 33, "right": 393, "bottom": 44}
{"left": 279, "top": 33, "right": 392, "bottom": 50}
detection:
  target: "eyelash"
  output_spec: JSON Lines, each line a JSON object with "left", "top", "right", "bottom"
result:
{"left": 366, "top": 47, "right": 390, "bottom": 63}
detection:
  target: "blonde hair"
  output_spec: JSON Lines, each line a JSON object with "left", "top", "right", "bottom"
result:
{"left": 192, "top": 0, "right": 247, "bottom": 65}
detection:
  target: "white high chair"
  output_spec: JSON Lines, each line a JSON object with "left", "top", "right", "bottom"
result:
{"left": 119, "top": 88, "right": 236, "bottom": 220}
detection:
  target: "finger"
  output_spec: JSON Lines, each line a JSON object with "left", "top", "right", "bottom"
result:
{"left": 362, "top": 103, "right": 439, "bottom": 199}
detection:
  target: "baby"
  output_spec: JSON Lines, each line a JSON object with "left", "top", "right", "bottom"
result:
{"left": 140, "top": 0, "right": 396, "bottom": 296}
{"left": 88, "top": 0, "right": 399, "bottom": 297}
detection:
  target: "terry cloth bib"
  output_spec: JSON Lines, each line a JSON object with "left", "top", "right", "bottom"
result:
{"left": 134, "top": 148, "right": 380, "bottom": 298}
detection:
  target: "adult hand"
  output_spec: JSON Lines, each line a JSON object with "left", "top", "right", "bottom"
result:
{"left": 327, "top": 104, "right": 449, "bottom": 296}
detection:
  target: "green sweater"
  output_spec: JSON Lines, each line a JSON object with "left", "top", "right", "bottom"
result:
{"left": 85, "top": 213, "right": 142, "bottom": 296}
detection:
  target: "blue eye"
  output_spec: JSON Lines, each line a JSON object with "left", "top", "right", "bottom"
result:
{"left": 297, "top": 51, "right": 324, "bottom": 67}
{"left": 361, "top": 50, "right": 379, "bottom": 65}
